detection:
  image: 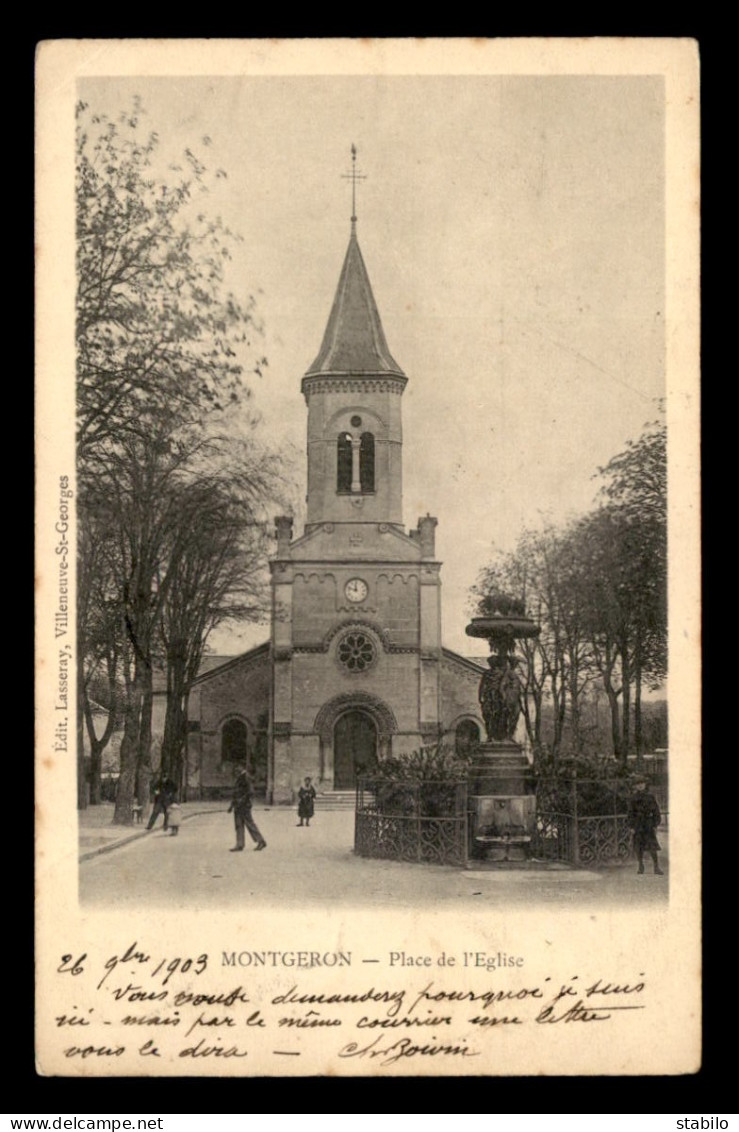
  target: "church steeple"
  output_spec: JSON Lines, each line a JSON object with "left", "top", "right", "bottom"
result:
{"left": 301, "top": 158, "right": 407, "bottom": 529}
{"left": 304, "top": 229, "right": 406, "bottom": 379}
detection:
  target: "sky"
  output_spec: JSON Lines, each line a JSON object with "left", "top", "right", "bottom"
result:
{"left": 79, "top": 71, "right": 665, "bottom": 657}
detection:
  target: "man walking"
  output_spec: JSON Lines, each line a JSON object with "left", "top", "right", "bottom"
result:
{"left": 228, "top": 768, "right": 267, "bottom": 852}
{"left": 147, "top": 775, "right": 177, "bottom": 831}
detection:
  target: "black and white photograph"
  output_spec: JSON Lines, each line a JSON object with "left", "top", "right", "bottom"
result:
{"left": 35, "top": 38, "right": 700, "bottom": 1077}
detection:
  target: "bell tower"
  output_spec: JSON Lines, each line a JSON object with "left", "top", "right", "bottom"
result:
{"left": 302, "top": 148, "right": 406, "bottom": 529}
{"left": 268, "top": 148, "right": 443, "bottom": 804}
{"left": 195, "top": 149, "right": 485, "bottom": 806}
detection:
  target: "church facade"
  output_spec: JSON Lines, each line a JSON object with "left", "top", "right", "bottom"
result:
{"left": 189, "top": 216, "right": 484, "bottom": 803}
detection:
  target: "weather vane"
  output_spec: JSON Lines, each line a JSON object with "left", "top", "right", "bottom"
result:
{"left": 342, "top": 143, "right": 366, "bottom": 229}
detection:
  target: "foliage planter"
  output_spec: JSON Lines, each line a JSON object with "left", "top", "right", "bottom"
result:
{"left": 534, "top": 776, "right": 633, "bottom": 867}
{"left": 355, "top": 777, "right": 468, "bottom": 867}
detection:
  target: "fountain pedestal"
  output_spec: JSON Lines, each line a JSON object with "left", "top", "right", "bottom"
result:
{"left": 468, "top": 743, "right": 535, "bottom": 862}
{"left": 465, "top": 603, "right": 540, "bottom": 864}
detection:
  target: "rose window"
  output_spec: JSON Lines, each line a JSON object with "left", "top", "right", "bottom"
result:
{"left": 338, "top": 631, "right": 376, "bottom": 673}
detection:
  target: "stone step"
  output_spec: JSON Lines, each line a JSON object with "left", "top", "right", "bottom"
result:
{"left": 472, "top": 756, "right": 530, "bottom": 768}
{"left": 316, "top": 792, "right": 357, "bottom": 811}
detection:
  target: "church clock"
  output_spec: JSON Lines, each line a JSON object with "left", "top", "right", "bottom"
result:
{"left": 345, "top": 578, "right": 369, "bottom": 603}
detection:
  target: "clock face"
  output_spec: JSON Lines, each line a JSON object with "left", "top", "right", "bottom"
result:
{"left": 345, "top": 578, "right": 368, "bottom": 603}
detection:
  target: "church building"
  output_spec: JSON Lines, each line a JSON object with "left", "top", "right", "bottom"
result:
{"left": 189, "top": 199, "right": 485, "bottom": 803}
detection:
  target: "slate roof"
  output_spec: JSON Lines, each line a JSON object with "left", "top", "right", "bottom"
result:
{"left": 304, "top": 228, "right": 405, "bottom": 379}
{"left": 441, "top": 647, "right": 487, "bottom": 675}
{"left": 191, "top": 642, "right": 270, "bottom": 685}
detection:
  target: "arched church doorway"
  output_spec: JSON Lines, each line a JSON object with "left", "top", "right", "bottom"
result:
{"left": 333, "top": 710, "right": 378, "bottom": 789}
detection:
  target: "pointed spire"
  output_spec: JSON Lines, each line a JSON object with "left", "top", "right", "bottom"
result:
{"left": 305, "top": 148, "right": 405, "bottom": 379}
{"left": 304, "top": 230, "right": 406, "bottom": 378}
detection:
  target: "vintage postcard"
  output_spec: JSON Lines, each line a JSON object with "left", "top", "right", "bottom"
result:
{"left": 35, "top": 38, "right": 701, "bottom": 1077}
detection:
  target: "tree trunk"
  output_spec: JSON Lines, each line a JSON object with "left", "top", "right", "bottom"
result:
{"left": 550, "top": 662, "right": 567, "bottom": 758}
{"left": 568, "top": 651, "right": 584, "bottom": 755}
{"left": 592, "top": 639, "right": 622, "bottom": 759}
{"left": 160, "top": 662, "right": 186, "bottom": 783}
{"left": 136, "top": 663, "right": 154, "bottom": 809}
{"left": 88, "top": 742, "right": 103, "bottom": 805}
{"left": 521, "top": 691, "right": 536, "bottom": 749}
{"left": 620, "top": 638, "right": 631, "bottom": 764}
{"left": 82, "top": 679, "right": 118, "bottom": 806}
{"left": 182, "top": 692, "right": 191, "bottom": 802}
{"left": 634, "top": 648, "right": 643, "bottom": 767}
{"left": 552, "top": 692, "right": 566, "bottom": 757}
{"left": 162, "top": 697, "right": 187, "bottom": 793}
{"left": 605, "top": 682, "right": 621, "bottom": 759}
{"left": 113, "top": 667, "right": 144, "bottom": 825}
{"left": 519, "top": 639, "right": 545, "bottom": 754}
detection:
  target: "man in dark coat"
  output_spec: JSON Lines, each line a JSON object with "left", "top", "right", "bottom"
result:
{"left": 627, "top": 777, "right": 664, "bottom": 875}
{"left": 228, "top": 769, "right": 266, "bottom": 852}
{"left": 147, "top": 775, "right": 177, "bottom": 831}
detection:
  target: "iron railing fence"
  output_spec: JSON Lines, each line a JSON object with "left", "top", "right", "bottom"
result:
{"left": 355, "top": 777, "right": 468, "bottom": 867}
{"left": 355, "top": 769, "right": 668, "bottom": 870}
{"left": 534, "top": 775, "right": 668, "bottom": 867}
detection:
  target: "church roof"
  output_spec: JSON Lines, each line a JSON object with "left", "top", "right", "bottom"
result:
{"left": 191, "top": 642, "right": 270, "bottom": 685}
{"left": 304, "top": 228, "right": 406, "bottom": 379}
{"left": 441, "top": 647, "right": 488, "bottom": 675}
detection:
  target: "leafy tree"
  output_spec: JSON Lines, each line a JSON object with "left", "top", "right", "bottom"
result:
{"left": 75, "top": 98, "right": 282, "bottom": 819}
{"left": 471, "top": 415, "right": 667, "bottom": 765}
{"left": 77, "top": 501, "right": 123, "bottom": 805}
{"left": 156, "top": 443, "right": 283, "bottom": 792}
{"left": 569, "top": 506, "right": 632, "bottom": 759}
{"left": 472, "top": 525, "right": 595, "bottom": 763}
{"left": 80, "top": 421, "right": 197, "bottom": 821}
{"left": 76, "top": 98, "right": 265, "bottom": 458}
{"left": 596, "top": 417, "right": 667, "bottom": 758}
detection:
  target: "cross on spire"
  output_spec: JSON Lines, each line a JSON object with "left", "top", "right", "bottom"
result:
{"left": 342, "top": 143, "right": 366, "bottom": 231}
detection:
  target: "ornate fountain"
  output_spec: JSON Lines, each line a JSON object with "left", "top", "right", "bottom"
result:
{"left": 466, "top": 594, "right": 540, "bottom": 863}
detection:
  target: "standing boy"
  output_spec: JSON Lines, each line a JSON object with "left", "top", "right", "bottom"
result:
{"left": 627, "top": 776, "right": 664, "bottom": 875}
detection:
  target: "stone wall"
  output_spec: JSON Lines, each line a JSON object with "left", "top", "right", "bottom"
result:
{"left": 440, "top": 649, "right": 485, "bottom": 748}
{"left": 196, "top": 645, "right": 271, "bottom": 798}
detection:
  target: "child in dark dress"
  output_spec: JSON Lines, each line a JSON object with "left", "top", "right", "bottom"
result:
{"left": 297, "top": 776, "right": 317, "bottom": 827}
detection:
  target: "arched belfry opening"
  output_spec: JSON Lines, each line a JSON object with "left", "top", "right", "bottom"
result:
{"left": 337, "top": 432, "right": 352, "bottom": 493}
{"left": 360, "top": 432, "right": 375, "bottom": 492}
{"left": 336, "top": 429, "right": 376, "bottom": 496}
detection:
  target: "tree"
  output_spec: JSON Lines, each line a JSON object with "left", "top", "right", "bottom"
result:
{"left": 76, "top": 98, "right": 281, "bottom": 819}
{"left": 76, "top": 98, "right": 266, "bottom": 459}
{"left": 596, "top": 417, "right": 667, "bottom": 759}
{"left": 472, "top": 525, "right": 595, "bottom": 763}
{"left": 77, "top": 500, "right": 123, "bottom": 805}
{"left": 569, "top": 506, "right": 631, "bottom": 760}
{"left": 471, "top": 415, "right": 667, "bottom": 765}
{"left": 156, "top": 446, "right": 282, "bottom": 792}
{"left": 80, "top": 421, "right": 196, "bottom": 822}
